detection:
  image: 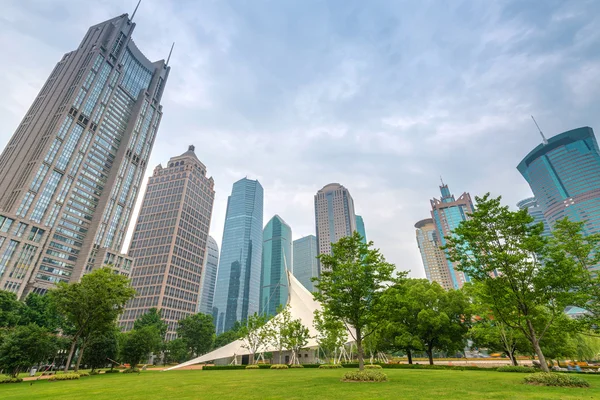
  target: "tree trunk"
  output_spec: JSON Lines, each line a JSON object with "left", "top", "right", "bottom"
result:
{"left": 75, "top": 339, "right": 88, "bottom": 372}
{"left": 64, "top": 336, "right": 79, "bottom": 372}
{"left": 526, "top": 320, "right": 549, "bottom": 372}
{"left": 426, "top": 344, "right": 434, "bottom": 365}
{"left": 407, "top": 349, "right": 413, "bottom": 365}
{"left": 355, "top": 327, "right": 365, "bottom": 370}
{"left": 511, "top": 350, "right": 518, "bottom": 366}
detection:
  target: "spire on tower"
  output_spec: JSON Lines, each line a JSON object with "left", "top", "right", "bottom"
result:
{"left": 531, "top": 115, "right": 548, "bottom": 145}
{"left": 131, "top": 0, "right": 142, "bottom": 21}
{"left": 166, "top": 42, "right": 175, "bottom": 66}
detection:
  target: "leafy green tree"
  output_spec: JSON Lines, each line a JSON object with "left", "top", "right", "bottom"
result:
{"left": 20, "top": 293, "right": 62, "bottom": 332}
{"left": 120, "top": 326, "right": 162, "bottom": 369}
{"left": 0, "top": 324, "right": 58, "bottom": 377}
{"left": 166, "top": 338, "right": 189, "bottom": 364}
{"left": 270, "top": 305, "right": 292, "bottom": 363}
{"left": 0, "top": 290, "right": 23, "bottom": 328}
{"left": 214, "top": 321, "right": 243, "bottom": 349}
{"left": 314, "top": 231, "right": 402, "bottom": 370}
{"left": 50, "top": 267, "right": 136, "bottom": 372}
{"left": 281, "top": 319, "right": 310, "bottom": 364}
{"left": 313, "top": 310, "right": 347, "bottom": 364}
{"left": 445, "top": 194, "right": 598, "bottom": 372}
{"left": 81, "top": 325, "right": 120, "bottom": 372}
{"left": 240, "top": 312, "right": 272, "bottom": 364}
{"left": 134, "top": 308, "right": 167, "bottom": 354}
{"left": 177, "top": 313, "right": 215, "bottom": 357}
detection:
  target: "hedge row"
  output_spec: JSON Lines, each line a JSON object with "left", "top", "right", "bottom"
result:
{"left": 204, "top": 364, "right": 323, "bottom": 370}
{"left": 203, "top": 363, "right": 486, "bottom": 371}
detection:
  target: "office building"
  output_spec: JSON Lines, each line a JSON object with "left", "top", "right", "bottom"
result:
{"left": 292, "top": 235, "right": 318, "bottom": 292}
{"left": 213, "top": 178, "right": 264, "bottom": 333}
{"left": 198, "top": 235, "right": 219, "bottom": 315}
{"left": 120, "top": 146, "right": 215, "bottom": 339}
{"left": 355, "top": 215, "right": 366, "bottom": 244}
{"left": 0, "top": 14, "right": 169, "bottom": 297}
{"left": 516, "top": 197, "right": 552, "bottom": 237}
{"left": 415, "top": 218, "right": 453, "bottom": 290}
{"left": 260, "top": 215, "right": 292, "bottom": 317}
{"left": 314, "top": 183, "right": 356, "bottom": 260}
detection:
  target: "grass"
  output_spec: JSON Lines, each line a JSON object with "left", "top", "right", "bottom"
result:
{"left": 2, "top": 369, "right": 599, "bottom": 399}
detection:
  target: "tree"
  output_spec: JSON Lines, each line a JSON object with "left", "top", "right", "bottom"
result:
{"left": 281, "top": 319, "right": 310, "bottom": 365}
{"left": 0, "top": 290, "right": 23, "bottom": 328}
{"left": 177, "top": 313, "right": 215, "bottom": 357}
{"left": 270, "top": 305, "right": 292, "bottom": 363}
{"left": 134, "top": 308, "right": 168, "bottom": 355}
{"left": 313, "top": 310, "right": 347, "bottom": 364}
{"left": 166, "top": 338, "right": 189, "bottom": 364}
{"left": 50, "top": 267, "right": 136, "bottom": 372}
{"left": 0, "top": 324, "right": 58, "bottom": 377}
{"left": 240, "top": 313, "right": 271, "bottom": 364}
{"left": 314, "top": 231, "right": 401, "bottom": 370}
{"left": 81, "top": 325, "right": 120, "bottom": 372}
{"left": 20, "top": 293, "right": 62, "bottom": 332}
{"left": 214, "top": 321, "right": 243, "bottom": 349}
{"left": 120, "top": 326, "right": 162, "bottom": 369}
{"left": 444, "top": 194, "right": 598, "bottom": 372}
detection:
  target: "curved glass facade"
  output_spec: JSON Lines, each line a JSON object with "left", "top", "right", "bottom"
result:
{"left": 260, "top": 215, "right": 292, "bottom": 317}
{"left": 198, "top": 235, "right": 219, "bottom": 315}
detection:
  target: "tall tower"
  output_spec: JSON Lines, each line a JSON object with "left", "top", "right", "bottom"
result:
{"left": 213, "top": 178, "right": 264, "bottom": 334}
{"left": 355, "top": 215, "right": 367, "bottom": 244}
{"left": 292, "top": 235, "right": 318, "bottom": 292}
{"left": 260, "top": 215, "right": 292, "bottom": 317}
{"left": 518, "top": 127, "right": 600, "bottom": 271}
{"left": 430, "top": 184, "right": 473, "bottom": 289}
{"left": 414, "top": 218, "right": 453, "bottom": 290}
{"left": 0, "top": 14, "right": 169, "bottom": 298}
{"left": 198, "top": 235, "right": 219, "bottom": 315}
{"left": 314, "top": 183, "right": 356, "bottom": 261}
{"left": 516, "top": 197, "right": 552, "bottom": 237}
{"left": 120, "top": 146, "right": 215, "bottom": 340}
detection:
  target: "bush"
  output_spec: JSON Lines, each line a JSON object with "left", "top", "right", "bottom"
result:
{"left": 497, "top": 366, "right": 537, "bottom": 373}
{"left": 365, "top": 365, "right": 383, "bottom": 369}
{"left": 245, "top": 365, "right": 260, "bottom": 369}
{"left": 104, "top": 369, "right": 121, "bottom": 374}
{"left": 299, "top": 364, "right": 320, "bottom": 368}
{"left": 319, "top": 364, "right": 343, "bottom": 369}
{"left": 270, "top": 364, "right": 288, "bottom": 369}
{"left": 290, "top": 364, "right": 304, "bottom": 368}
{"left": 342, "top": 370, "right": 388, "bottom": 382}
{"left": 122, "top": 368, "right": 140, "bottom": 374}
{"left": 77, "top": 372, "right": 90, "bottom": 377}
{"left": 523, "top": 373, "right": 590, "bottom": 388}
{"left": 48, "top": 373, "right": 80, "bottom": 381}
{"left": 381, "top": 364, "right": 482, "bottom": 371}
{"left": 0, "top": 377, "right": 23, "bottom": 384}
{"left": 203, "top": 365, "right": 248, "bottom": 371}
{"left": 90, "top": 370, "right": 101, "bottom": 375}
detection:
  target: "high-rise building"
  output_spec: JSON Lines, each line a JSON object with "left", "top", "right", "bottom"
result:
{"left": 414, "top": 218, "right": 453, "bottom": 290}
{"left": 260, "top": 215, "right": 292, "bottom": 317}
{"left": 355, "top": 215, "right": 366, "bottom": 244}
{"left": 213, "top": 178, "right": 264, "bottom": 334}
{"left": 120, "top": 146, "right": 215, "bottom": 339}
{"left": 292, "top": 235, "right": 318, "bottom": 292}
{"left": 516, "top": 197, "right": 552, "bottom": 237}
{"left": 314, "top": 183, "right": 356, "bottom": 260}
{"left": 198, "top": 235, "right": 219, "bottom": 315}
{"left": 518, "top": 127, "right": 600, "bottom": 271}
{"left": 0, "top": 14, "right": 169, "bottom": 298}
{"left": 430, "top": 184, "right": 473, "bottom": 289}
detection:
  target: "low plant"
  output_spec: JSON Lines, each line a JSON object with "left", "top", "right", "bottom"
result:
{"left": 245, "top": 365, "right": 260, "bottom": 369}
{"left": 48, "top": 373, "right": 80, "bottom": 381}
{"left": 497, "top": 366, "right": 536, "bottom": 373}
{"left": 0, "top": 376, "right": 23, "bottom": 384}
{"left": 381, "top": 364, "right": 482, "bottom": 371}
{"left": 203, "top": 365, "right": 247, "bottom": 371}
{"left": 365, "top": 365, "right": 383, "bottom": 369}
{"left": 290, "top": 364, "right": 304, "bottom": 368}
{"left": 104, "top": 369, "right": 121, "bottom": 374}
{"left": 342, "top": 370, "right": 388, "bottom": 382}
{"left": 77, "top": 372, "right": 90, "bottom": 377}
{"left": 122, "top": 368, "right": 139, "bottom": 374}
{"left": 270, "top": 364, "right": 288, "bottom": 369}
{"left": 90, "top": 370, "right": 101, "bottom": 375}
{"left": 319, "top": 364, "right": 343, "bottom": 369}
{"left": 523, "top": 373, "right": 590, "bottom": 388}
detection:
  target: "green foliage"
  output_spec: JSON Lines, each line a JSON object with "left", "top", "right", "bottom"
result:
{"left": 77, "top": 371, "right": 90, "bottom": 377}
{"left": 134, "top": 308, "right": 168, "bottom": 353}
{"left": 0, "top": 376, "right": 23, "bottom": 384}
{"left": 313, "top": 310, "right": 347, "bottom": 364}
{"left": 214, "top": 322, "right": 243, "bottom": 349}
{"left": 0, "top": 290, "right": 23, "bottom": 328}
{"left": 319, "top": 364, "right": 343, "bottom": 369}
{"left": 270, "top": 305, "right": 292, "bottom": 364}
{"left": 103, "top": 369, "right": 121, "bottom": 374}
{"left": 166, "top": 338, "right": 189, "bottom": 364}
{"left": 81, "top": 325, "right": 120, "bottom": 371}
{"left": 245, "top": 364, "right": 260, "bottom": 369}
{"left": 48, "top": 373, "right": 81, "bottom": 381}
{"left": 281, "top": 318, "right": 310, "bottom": 365}
{"left": 497, "top": 366, "right": 537, "bottom": 373}
{"left": 239, "top": 313, "right": 272, "bottom": 364}
{"left": 20, "top": 293, "right": 62, "bottom": 332}
{"left": 270, "top": 364, "right": 289, "bottom": 369}
{"left": 314, "top": 231, "right": 402, "bottom": 370}
{"left": 365, "top": 364, "right": 382, "bottom": 369}
{"left": 120, "top": 326, "right": 162, "bottom": 367}
{"left": 177, "top": 313, "right": 215, "bottom": 357}
{"left": 523, "top": 372, "right": 590, "bottom": 388}
{"left": 0, "top": 324, "right": 58, "bottom": 377}
{"left": 202, "top": 365, "right": 248, "bottom": 370}
{"left": 290, "top": 364, "right": 304, "bottom": 368}
{"left": 122, "top": 368, "right": 140, "bottom": 374}
{"left": 381, "top": 363, "right": 483, "bottom": 371}
{"left": 341, "top": 370, "right": 388, "bottom": 382}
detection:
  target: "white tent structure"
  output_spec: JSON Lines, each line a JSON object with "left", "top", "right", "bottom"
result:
{"left": 165, "top": 271, "right": 352, "bottom": 370}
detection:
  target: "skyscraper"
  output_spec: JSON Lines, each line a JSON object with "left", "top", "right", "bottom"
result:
{"left": 260, "top": 215, "right": 292, "bottom": 317}
{"left": 292, "top": 235, "right": 318, "bottom": 292}
{"left": 414, "top": 218, "right": 453, "bottom": 290}
{"left": 120, "top": 146, "right": 215, "bottom": 339}
{"left": 213, "top": 178, "right": 264, "bottom": 334}
{"left": 355, "top": 215, "right": 367, "bottom": 243}
{"left": 430, "top": 184, "right": 473, "bottom": 289}
{"left": 0, "top": 14, "right": 169, "bottom": 298}
{"left": 314, "top": 183, "right": 356, "bottom": 259}
{"left": 518, "top": 127, "right": 600, "bottom": 272}
{"left": 517, "top": 197, "right": 552, "bottom": 237}
{"left": 198, "top": 235, "right": 219, "bottom": 315}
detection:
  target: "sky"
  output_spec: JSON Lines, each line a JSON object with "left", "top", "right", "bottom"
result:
{"left": 1, "top": 0, "right": 599, "bottom": 279}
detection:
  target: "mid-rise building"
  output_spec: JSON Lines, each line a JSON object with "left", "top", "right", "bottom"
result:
{"left": 355, "top": 215, "right": 366, "bottom": 244}
{"left": 260, "top": 215, "right": 292, "bottom": 317}
{"left": 314, "top": 183, "right": 356, "bottom": 260}
{"left": 430, "top": 184, "right": 473, "bottom": 289}
{"left": 516, "top": 197, "right": 552, "bottom": 237}
{"left": 213, "top": 178, "right": 264, "bottom": 334}
{"left": 292, "top": 235, "right": 318, "bottom": 292}
{"left": 517, "top": 127, "right": 600, "bottom": 271}
{"left": 415, "top": 218, "right": 453, "bottom": 290}
{"left": 120, "top": 146, "right": 215, "bottom": 339}
{"left": 0, "top": 14, "right": 169, "bottom": 297}
{"left": 198, "top": 235, "right": 219, "bottom": 315}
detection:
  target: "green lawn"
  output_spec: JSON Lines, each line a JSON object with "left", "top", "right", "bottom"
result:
{"left": 2, "top": 369, "right": 600, "bottom": 399}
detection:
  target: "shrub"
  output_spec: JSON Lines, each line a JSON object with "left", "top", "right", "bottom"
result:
{"left": 90, "top": 370, "right": 101, "bottom": 375}
{"left": 77, "top": 372, "right": 90, "bottom": 377}
{"left": 365, "top": 365, "right": 383, "bottom": 369}
{"left": 299, "top": 364, "right": 320, "bottom": 368}
{"left": 0, "top": 377, "right": 23, "bottom": 384}
{"left": 203, "top": 365, "right": 247, "bottom": 371}
{"left": 319, "top": 364, "right": 343, "bottom": 369}
{"left": 104, "top": 369, "right": 121, "bottom": 374}
{"left": 381, "top": 364, "right": 482, "bottom": 371}
{"left": 497, "top": 366, "right": 537, "bottom": 373}
{"left": 523, "top": 373, "right": 590, "bottom": 388}
{"left": 270, "top": 364, "right": 289, "bottom": 369}
{"left": 122, "top": 368, "right": 139, "bottom": 374}
{"left": 342, "top": 370, "right": 388, "bottom": 382}
{"left": 290, "top": 364, "right": 304, "bottom": 368}
{"left": 245, "top": 365, "right": 260, "bottom": 369}
{"left": 48, "top": 373, "right": 80, "bottom": 381}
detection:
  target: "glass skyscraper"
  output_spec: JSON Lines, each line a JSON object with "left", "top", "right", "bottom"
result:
{"left": 517, "top": 127, "right": 600, "bottom": 271}
{"left": 0, "top": 14, "right": 169, "bottom": 297}
{"left": 516, "top": 197, "right": 551, "bottom": 237}
{"left": 260, "top": 215, "right": 292, "bottom": 317}
{"left": 292, "top": 235, "right": 318, "bottom": 292}
{"left": 430, "top": 184, "right": 473, "bottom": 289}
{"left": 213, "top": 178, "right": 264, "bottom": 333}
{"left": 198, "top": 235, "right": 219, "bottom": 316}
{"left": 355, "top": 215, "right": 366, "bottom": 244}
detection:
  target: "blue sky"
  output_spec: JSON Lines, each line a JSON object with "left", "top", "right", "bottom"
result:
{"left": 1, "top": 0, "right": 599, "bottom": 278}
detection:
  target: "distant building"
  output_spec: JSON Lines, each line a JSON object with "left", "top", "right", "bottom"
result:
{"left": 516, "top": 197, "right": 551, "bottom": 237}
{"left": 292, "top": 235, "right": 318, "bottom": 292}
{"left": 517, "top": 126, "right": 600, "bottom": 271}
{"left": 120, "top": 146, "right": 215, "bottom": 340}
{"left": 355, "top": 215, "right": 366, "bottom": 243}
{"left": 415, "top": 218, "right": 454, "bottom": 290}
{"left": 260, "top": 215, "right": 292, "bottom": 317}
{"left": 314, "top": 183, "right": 356, "bottom": 261}
{"left": 430, "top": 184, "right": 473, "bottom": 289}
{"left": 198, "top": 236, "right": 219, "bottom": 315}
{"left": 213, "top": 178, "right": 264, "bottom": 334}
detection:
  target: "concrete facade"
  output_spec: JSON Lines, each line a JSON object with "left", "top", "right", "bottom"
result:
{"left": 415, "top": 218, "right": 453, "bottom": 290}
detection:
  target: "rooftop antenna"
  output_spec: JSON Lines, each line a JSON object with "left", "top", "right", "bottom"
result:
{"left": 166, "top": 42, "right": 175, "bottom": 66}
{"left": 531, "top": 115, "right": 548, "bottom": 145}
{"left": 131, "top": 0, "right": 142, "bottom": 21}
{"left": 440, "top": 176, "right": 445, "bottom": 186}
